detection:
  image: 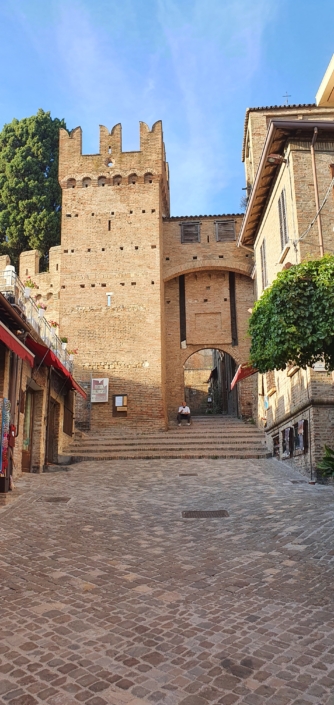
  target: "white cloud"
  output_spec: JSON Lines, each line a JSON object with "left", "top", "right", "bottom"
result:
{"left": 13, "top": 0, "right": 277, "bottom": 213}
{"left": 155, "top": 0, "right": 277, "bottom": 214}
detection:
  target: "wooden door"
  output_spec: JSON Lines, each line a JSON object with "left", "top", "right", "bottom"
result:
{"left": 22, "top": 390, "right": 34, "bottom": 472}
{"left": 47, "top": 399, "right": 59, "bottom": 464}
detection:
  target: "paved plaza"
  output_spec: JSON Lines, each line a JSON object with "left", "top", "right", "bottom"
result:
{"left": 1, "top": 457, "right": 334, "bottom": 705}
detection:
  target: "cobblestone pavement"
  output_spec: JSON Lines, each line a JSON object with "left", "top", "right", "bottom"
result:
{"left": 1, "top": 458, "right": 334, "bottom": 705}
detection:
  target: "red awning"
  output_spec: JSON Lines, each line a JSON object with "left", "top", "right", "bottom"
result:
{"left": 0, "top": 321, "right": 35, "bottom": 368}
{"left": 25, "top": 337, "right": 87, "bottom": 399}
{"left": 230, "top": 363, "right": 257, "bottom": 390}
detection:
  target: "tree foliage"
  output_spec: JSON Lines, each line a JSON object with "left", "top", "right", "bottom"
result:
{"left": 0, "top": 109, "right": 66, "bottom": 266}
{"left": 249, "top": 256, "right": 334, "bottom": 372}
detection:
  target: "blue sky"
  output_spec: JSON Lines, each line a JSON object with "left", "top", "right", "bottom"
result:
{"left": 1, "top": 0, "right": 334, "bottom": 215}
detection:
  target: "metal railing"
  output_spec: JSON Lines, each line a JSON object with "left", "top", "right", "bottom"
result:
{"left": 0, "top": 267, "right": 73, "bottom": 373}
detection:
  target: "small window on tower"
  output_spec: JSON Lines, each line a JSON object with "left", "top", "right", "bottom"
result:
{"left": 128, "top": 173, "right": 138, "bottom": 185}
{"left": 98, "top": 176, "right": 107, "bottom": 187}
{"left": 82, "top": 177, "right": 91, "bottom": 188}
{"left": 67, "top": 178, "right": 76, "bottom": 189}
{"left": 113, "top": 175, "right": 122, "bottom": 186}
{"left": 144, "top": 172, "right": 153, "bottom": 184}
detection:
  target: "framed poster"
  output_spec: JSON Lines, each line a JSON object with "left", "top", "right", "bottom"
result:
{"left": 91, "top": 378, "right": 109, "bottom": 403}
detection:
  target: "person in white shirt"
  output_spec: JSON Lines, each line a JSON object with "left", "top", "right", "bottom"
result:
{"left": 177, "top": 401, "right": 191, "bottom": 426}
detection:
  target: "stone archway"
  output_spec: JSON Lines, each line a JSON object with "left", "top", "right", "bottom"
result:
{"left": 164, "top": 268, "right": 255, "bottom": 423}
{"left": 183, "top": 348, "right": 239, "bottom": 417}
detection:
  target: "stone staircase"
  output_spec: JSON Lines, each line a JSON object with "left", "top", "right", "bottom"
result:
{"left": 62, "top": 416, "right": 270, "bottom": 462}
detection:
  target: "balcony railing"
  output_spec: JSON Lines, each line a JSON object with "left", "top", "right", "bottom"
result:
{"left": 0, "top": 267, "right": 73, "bottom": 372}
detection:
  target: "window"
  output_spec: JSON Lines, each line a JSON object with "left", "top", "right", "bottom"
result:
{"left": 273, "top": 434, "right": 280, "bottom": 458}
{"left": 180, "top": 222, "right": 200, "bottom": 243}
{"left": 113, "top": 394, "right": 127, "bottom": 417}
{"left": 113, "top": 175, "right": 122, "bottom": 186}
{"left": 260, "top": 239, "right": 268, "bottom": 290}
{"left": 293, "top": 420, "right": 308, "bottom": 455}
{"left": 82, "top": 177, "right": 91, "bottom": 188}
{"left": 278, "top": 188, "right": 288, "bottom": 251}
{"left": 144, "top": 172, "right": 153, "bottom": 183}
{"left": 215, "top": 220, "right": 235, "bottom": 242}
{"left": 128, "top": 173, "right": 137, "bottom": 185}
{"left": 282, "top": 427, "right": 293, "bottom": 459}
{"left": 98, "top": 176, "right": 107, "bottom": 187}
{"left": 67, "top": 178, "right": 76, "bottom": 189}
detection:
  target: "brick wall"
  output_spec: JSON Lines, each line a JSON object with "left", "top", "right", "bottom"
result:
{"left": 19, "top": 247, "right": 61, "bottom": 326}
{"left": 58, "top": 122, "right": 169, "bottom": 430}
{"left": 251, "top": 122, "right": 334, "bottom": 472}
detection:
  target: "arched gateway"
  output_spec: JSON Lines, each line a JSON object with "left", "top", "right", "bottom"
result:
{"left": 21, "top": 122, "right": 256, "bottom": 431}
{"left": 184, "top": 348, "right": 238, "bottom": 416}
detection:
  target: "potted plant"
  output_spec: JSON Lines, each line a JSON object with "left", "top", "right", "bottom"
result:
{"left": 60, "top": 336, "right": 68, "bottom": 350}
{"left": 317, "top": 445, "right": 334, "bottom": 482}
{"left": 36, "top": 301, "right": 47, "bottom": 318}
{"left": 67, "top": 348, "right": 78, "bottom": 361}
{"left": 24, "top": 277, "right": 38, "bottom": 298}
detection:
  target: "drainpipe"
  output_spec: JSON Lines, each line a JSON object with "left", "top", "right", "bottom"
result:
{"left": 310, "top": 128, "right": 324, "bottom": 257}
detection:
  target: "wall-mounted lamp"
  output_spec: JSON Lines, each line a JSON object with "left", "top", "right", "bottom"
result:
{"left": 267, "top": 153, "right": 287, "bottom": 165}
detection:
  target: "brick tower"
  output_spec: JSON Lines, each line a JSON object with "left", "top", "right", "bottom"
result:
{"left": 58, "top": 121, "right": 170, "bottom": 429}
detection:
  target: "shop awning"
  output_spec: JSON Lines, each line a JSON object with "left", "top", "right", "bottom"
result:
{"left": 230, "top": 363, "right": 257, "bottom": 390}
{"left": 0, "top": 321, "right": 35, "bottom": 367}
{"left": 25, "top": 337, "right": 87, "bottom": 399}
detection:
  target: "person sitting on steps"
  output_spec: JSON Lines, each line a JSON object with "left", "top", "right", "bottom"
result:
{"left": 177, "top": 401, "right": 191, "bottom": 426}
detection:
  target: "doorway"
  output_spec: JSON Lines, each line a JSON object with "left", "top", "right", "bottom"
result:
{"left": 22, "top": 390, "right": 34, "bottom": 472}
{"left": 47, "top": 399, "right": 60, "bottom": 464}
{"left": 184, "top": 349, "right": 238, "bottom": 416}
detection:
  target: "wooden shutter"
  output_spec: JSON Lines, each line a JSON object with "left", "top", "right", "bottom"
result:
{"left": 260, "top": 239, "right": 268, "bottom": 290}
{"left": 278, "top": 189, "right": 288, "bottom": 250}
{"left": 266, "top": 370, "right": 276, "bottom": 395}
{"left": 294, "top": 419, "right": 308, "bottom": 454}
{"left": 180, "top": 222, "right": 200, "bottom": 243}
{"left": 215, "top": 220, "right": 235, "bottom": 242}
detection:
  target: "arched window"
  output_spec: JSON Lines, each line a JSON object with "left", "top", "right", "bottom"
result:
{"left": 67, "top": 178, "right": 76, "bottom": 189}
{"left": 82, "top": 177, "right": 91, "bottom": 188}
{"left": 144, "top": 172, "right": 153, "bottom": 184}
{"left": 128, "top": 173, "right": 138, "bottom": 185}
{"left": 113, "top": 175, "right": 122, "bottom": 186}
{"left": 98, "top": 176, "right": 107, "bottom": 187}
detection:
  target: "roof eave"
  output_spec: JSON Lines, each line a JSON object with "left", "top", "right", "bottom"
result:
{"left": 238, "top": 119, "right": 334, "bottom": 248}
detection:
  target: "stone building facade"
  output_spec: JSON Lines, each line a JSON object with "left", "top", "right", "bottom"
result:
{"left": 18, "top": 122, "right": 255, "bottom": 430}
{"left": 0, "top": 253, "right": 84, "bottom": 491}
{"left": 239, "top": 58, "right": 334, "bottom": 475}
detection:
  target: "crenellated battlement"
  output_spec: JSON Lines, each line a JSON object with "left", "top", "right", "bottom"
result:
{"left": 59, "top": 121, "right": 168, "bottom": 189}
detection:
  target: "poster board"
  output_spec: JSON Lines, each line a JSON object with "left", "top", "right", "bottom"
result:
{"left": 91, "top": 378, "right": 109, "bottom": 403}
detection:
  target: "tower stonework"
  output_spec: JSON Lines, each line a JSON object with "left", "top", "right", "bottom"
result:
{"left": 46, "top": 119, "right": 256, "bottom": 431}
{"left": 58, "top": 122, "right": 170, "bottom": 429}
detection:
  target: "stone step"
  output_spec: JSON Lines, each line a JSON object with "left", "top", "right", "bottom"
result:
{"left": 65, "top": 443, "right": 266, "bottom": 456}
{"left": 70, "top": 450, "right": 271, "bottom": 461}
{"left": 68, "top": 428, "right": 263, "bottom": 446}
{"left": 66, "top": 417, "right": 268, "bottom": 462}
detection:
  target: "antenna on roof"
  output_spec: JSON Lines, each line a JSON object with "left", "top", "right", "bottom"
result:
{"left": 283, "top": 92, "right": 291, "bottom": 105}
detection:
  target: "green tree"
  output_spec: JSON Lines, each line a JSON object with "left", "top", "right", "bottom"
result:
{"left": 0, "top": 109, "right": 67, "bottom": 267}
{"left": 249, "top": 256, "right": 334, "bottom": 373}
